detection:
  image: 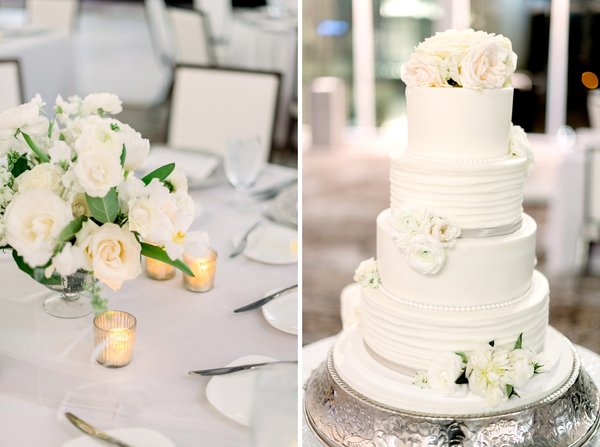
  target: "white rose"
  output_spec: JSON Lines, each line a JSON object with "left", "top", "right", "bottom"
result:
{"left": 504, "top": 348, "right": 535, "bottom": 388}
{"left": 391, "top": 204, "right": 430, "bottom": 249}
{"left": 82, "top": 223, "right": 141, "bottom": 291}
{"left": 0, "top": 94, "right": 49, "bottom": 140}
{"left": 418, "top": 29, "right": 489, "bottom": 55}
{"left": 427, "top": 352, "right": 467, "bottom": 396}
{"left": 47, "top": 242, "right": 88, "bottom": 277}
{"left": 117, "top": 175, "right": 145, "bottom": 213}
{"left": 14, "top": 163, "right": 65, "bottom": 196}
{"left": 73, "top": 116, "right": 122, "bottom": 156}
{"left": 458, "top": 35, "right": 517, "bottom": 89}
{"left": 111, "top": 120, "right": 149, "bottom": 171}
{"left": 466, "top": 347, "right": 512, "bottom": 407}
{"left": 400, "top": 53, "right": 449, "bottom": 88}
{"left": 128, "top": 197, "right": 172, "bottom": 243}
{"left": 48, "top": 141, "right": 73, "bottom": 164}
{"left": 509, "top": 124, "right": 534, "bottom": 176}
{"left": 353, "top": 257, "right": 380, "bottom": 289}
{"left": 74, "top": 150, "right": 123, "bottom": 197}
{"left": 405, "top": 235, "right": 445, "bottom": 275}
{"left": 80, "top": 93, "right": 123, "bottom": 116}
{"left": 426, "top": 216, "right": 461, "bottom": 248}
{"left": 5, "top": 189, "right": 73, "bottom": 267}
{"left": 166, "top": 167, "right": 188, "bottom": 193}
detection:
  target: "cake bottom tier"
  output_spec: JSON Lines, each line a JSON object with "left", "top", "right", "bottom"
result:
{"left": 361, "top": 270, "right": 549, "bottom": 372}
{"left": 304, "top": 329, "right": 600, "bottom": 447}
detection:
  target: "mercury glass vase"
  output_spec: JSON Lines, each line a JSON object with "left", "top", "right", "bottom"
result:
{"left": 43, "top": 271, "right": 95, "bottom": 319}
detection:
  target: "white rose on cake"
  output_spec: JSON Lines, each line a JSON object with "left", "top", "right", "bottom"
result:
{"left": 466, "top": 347, "right": 512, "bottom": 406}
{"left": 80, "top": 222, "right": 142, "bottom": 291}
{"left": 426, "top": 215, "right": 461, "bottom": 248}
{"left": 458, "top": 34, "right": 517, "bottom": 89}
{"left": 427, "top": 352, "right": 468, "bottom": 396}
{"left": 353, "top": 257, "right": 381, "bottom": 289}
{"left": 504, "top": 348, "right": 536, "bottom": 388}
{"left": 405, "top": 234, "right": 446, "bottom": 275}
{"left": 14, "top": 163, "right": 65, "bottom": 196}
{"left": 509, "top": 124, "right": 534, "bottom": 176}
{"left": 400, "top": 53, "right": 450, "bottom": 88}
{"left": 74, "top": 149, "right": 123, "bottom": 197}
{"left": 391, "top": 203, "right": 431, "bottom": 248}
{"left": 5, "top": 189, "right": 73, "bottom": 267}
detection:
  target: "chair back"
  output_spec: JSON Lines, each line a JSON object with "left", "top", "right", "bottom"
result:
{"left": 0, "top": 60, "right": 23, "bottom": 112}
{"left": 193, "top": 0, "right": 232, "bottom": 45}
{"left": 145, "top": 0, "right": 176, "bottom": 68}
{"left": 167, "top": 65, "right": 280, "bottom": 161}
{"left": 26, "top": 0, "right": 79, "bottom": 32}
{"left": 586, "top": 146, "right": 600, "bottom": 224}
{"left": 168, "top": 7, "right": 215, "bottom": 66}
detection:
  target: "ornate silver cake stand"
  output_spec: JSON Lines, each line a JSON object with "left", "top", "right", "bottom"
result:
{"left": 304, "top": 342, "right": 600, "bottom": 447}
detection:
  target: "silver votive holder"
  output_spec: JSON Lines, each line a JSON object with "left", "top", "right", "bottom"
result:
{"left": 93, "top": 310, "right": 137, "bottom": 368}
{"left": 182, "top": 248, "right": 217, "bottom": 292}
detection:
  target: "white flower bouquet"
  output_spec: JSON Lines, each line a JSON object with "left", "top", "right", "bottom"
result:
{"left": 0, "top": 93, "right": 196, "bottom": 310}
{"left": 401, "top": 29, "right": 518, "bottom": 89}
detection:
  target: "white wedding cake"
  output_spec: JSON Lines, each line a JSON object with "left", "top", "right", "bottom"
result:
{"left": 333, "top": 29, "right": 577, "bottom": 413}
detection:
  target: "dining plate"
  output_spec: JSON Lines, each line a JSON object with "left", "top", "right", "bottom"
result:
{"left": 62, "top": 428, "right": 175, "bottom": 447}
{"left": 262, "top": 288, "right": 298, "bottom": 335}
{"left": 205, "top": 354, "right": 275, "bottom": 426}
{"left": 232, "top": 224, "right": 298, "bottom": 265}
{"left": 143, "top": 146, "right": 221, "bottom": 188}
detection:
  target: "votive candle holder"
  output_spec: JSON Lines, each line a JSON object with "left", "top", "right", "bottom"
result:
{"left": 93, "top": 311, "right": 137, "bottom": 368}
{"left": 182, "top": 248, "right": 217, "bottom": 292}
{"left": 144, "top": 257, "right": 176, "bottom": 280}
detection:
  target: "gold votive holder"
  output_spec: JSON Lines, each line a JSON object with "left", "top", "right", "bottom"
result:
{"left": 182, "top": 248, "right": 217, "bottom": 292}
{"left": 144, "top": 257, "right": 176, "bottom": 280}
{"left": 93, "top": 311, "right": 137, "bottom": 368}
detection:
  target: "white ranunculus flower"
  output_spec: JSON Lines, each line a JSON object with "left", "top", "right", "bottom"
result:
{"left": 111, "top": 120, "right": 149, "bottom": 171}
{"left": 353, "top": 257, "right": 381, "bottom": 289}
{"left": 117, "top": 175, "right": 145, "bottom": 213}
{"left": 80, "top": 93, "right": 123, "bottom": 116}
{"left": 426, "top": 216, "right": 461, "bottom": 248}
{"left": 427, "top": 352, "right": 467, "bottom": 396}
{"left": 81, "top": 223, "right": 141, "bottom": 291}
{"left": 466, "top": 347, "right": 512, "bottom": 407}
{"left": 74, "top": 150, "right": 123, "bottom": 197}
{"left": 5, "top": 189, "right": 73, "bottom": 267}
{"left": 391, "top": 204, "right": 431, "bottom": 249}
{"left": 400, "top": 52, "right": 449, "bottom": 88}
{"left": 128, "top": 197, "right": 172, "bottom": 241}
{"left": 46, "top": 242, "right": 88, "bottom": 277}
{"left": 167, "top": 167, "right": 188, "bottom": 193}
{"left": 55, "top": 94, "right": 81, "bottom": 117}
{"left": 504, "top": 348, "right": 535, "bottom": 388}
{"left": 458, "top": 35, "right": 517, "bottom": 89}
{"left": 509, "top": 124, "right": 534, "bottom": 176}
{"left": 405, "top": 235, "right": 445, "bottom": 275}
{"left": 0, "top": 94, "right": 49, "bottom": 140}
{"left": 73, "top": 116, "right": 122, "bottom": 156}
{"left": 14, "top": 163, "right": 65, "bottom": 196}
{"left": 48, "top": 140, "right": 73, "bottom": 164}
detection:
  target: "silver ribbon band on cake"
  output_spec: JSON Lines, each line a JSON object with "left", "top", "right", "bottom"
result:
{"left": 459, "top": 219, "right": 522, "bottom": 238}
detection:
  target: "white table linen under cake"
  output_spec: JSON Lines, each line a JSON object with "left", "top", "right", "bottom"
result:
{"left": 224, "top": 9, "right": 297, "bottom": 148}
{"left": 0, "top": 30, "right": 77, "bottom": 103}
{"left": 0, "top": 162, "right": 297, "bottom": 446}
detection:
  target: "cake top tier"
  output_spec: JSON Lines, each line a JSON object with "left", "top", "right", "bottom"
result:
{"left": 401, "top": 29, "right": 517, "bottom": 89}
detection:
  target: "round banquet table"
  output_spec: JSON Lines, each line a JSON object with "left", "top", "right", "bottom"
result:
{"left": 0, "top": 162, "right": 297, "bottom": 446}
{"left": 302, "top": 337, "right": 600, "bottom": 447}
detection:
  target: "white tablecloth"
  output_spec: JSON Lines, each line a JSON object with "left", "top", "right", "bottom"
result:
{"left": 0, "top": 30, "right": 77, "bottom": 103}
{"left": 0, "top": 163, "right": 297, "bottom": 446}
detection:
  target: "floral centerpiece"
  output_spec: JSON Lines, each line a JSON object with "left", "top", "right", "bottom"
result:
{"left": 0, "top": 93, "right": 197, "bottom": 316}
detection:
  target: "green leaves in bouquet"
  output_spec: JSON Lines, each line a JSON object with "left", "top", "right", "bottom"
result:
{"left": 8, "top": 151, "right": 29, "bottom": 178}
{"left": 86, "top": 188, "right": 119, "bottom": 223}
{"left": 55, "top": 216, "right": 86, "bottom": 253}
{"left": 18, "top": 130, "right": 49, "bottom": 163}
{"left": 12, "top": 250, "right": 61, "bottom": 286}
{"left": 141, "top": 163, "right": 175, "bottom": 186}
{"left": 140, "top": 242, "right": 194, "bottom": 277}
{"left": 120, "top": 144, "right": 126, "bottom": 168}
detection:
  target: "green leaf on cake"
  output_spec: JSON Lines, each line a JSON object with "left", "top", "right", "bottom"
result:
{"left": 86, "top": 188, "right": 119, "bottom": 223}
{"left": 140, "top": 242, "right": 194, "bottom": 277}
{"left": 514, "top": 333, "right": 523, "bottom": 350}
{"left": 454, "top": 370, "right": 469, "bottom": 385}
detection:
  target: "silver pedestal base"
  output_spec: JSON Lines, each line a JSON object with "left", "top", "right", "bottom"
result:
{"left": 304, "top": 348, "right": 600, "bottom": 447}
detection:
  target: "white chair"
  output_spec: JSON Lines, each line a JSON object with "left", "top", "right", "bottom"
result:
{"left": 193, "top": 0, "right": 232, "bottom": 47}
{"left": 26, "top": 0, "right": 79, "bottom": 32}
{"left": 167, "top": 65, "right": 281, "bottom": 161}
{"left": 167, "top": 7, "right": 216, "bottom": 66}
{"left": 0, "top": 60, "right": 23, "bottom": 112}
{"left": 145, "top": 0, "right": 176, "bottom": 69}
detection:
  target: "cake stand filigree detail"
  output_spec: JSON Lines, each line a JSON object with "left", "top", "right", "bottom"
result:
{"left": 304, "top": 349, "right": 600, "bottom": 447}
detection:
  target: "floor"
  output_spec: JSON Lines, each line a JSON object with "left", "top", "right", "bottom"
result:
{"left": 302, "top": 147, "right": 600, "bottom": 353}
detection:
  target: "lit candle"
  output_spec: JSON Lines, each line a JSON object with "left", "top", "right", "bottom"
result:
{"left": 145, "top": 257, "right": 175, "bottom": 280}
{"left": 182, "top": 248, "right": 217, "bottom": 292}
{"left": 94, "top": 311, "right": 136, "bottom": 368}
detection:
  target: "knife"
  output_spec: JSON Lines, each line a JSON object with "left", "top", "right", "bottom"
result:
{"left": 233, "top": 284, "right": 298, "bottom": 313}
{"left": 64, "top": 412, "right": 135, "bottom": 447}
{"left": 229, "top": 220, "right": 264, "bottom": 258}
{"left": 189, "top": 360, "right": 297, "bottom": 376}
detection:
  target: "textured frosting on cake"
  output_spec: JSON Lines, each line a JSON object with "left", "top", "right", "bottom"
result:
{"left": 390, "top": 154, "right": 527, "bottom": 229}
{"left": 377, "top": 210, "right": 536, "bottom": 306}
{"left": 360, "top": 270, "right": 549, "bottom": 372}
{"left": 406, "top": 87, "right": 513, "bottom": 160}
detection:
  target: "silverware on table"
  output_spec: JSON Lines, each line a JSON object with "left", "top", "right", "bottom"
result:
{"left": 64, "top": 412, "right": 135, "bottom": 447}
{"left": 233, "top": 284, "right": 298, "bottom": 313}
{"left": 188, "top": 360, "right": 297, "bottom": 376}
{"left": 229, "top": 220, "right": 264, "bottom": 258}
{"left": 250, "top": 178, "right": 297, "bottom": 201}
